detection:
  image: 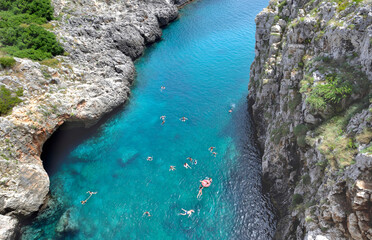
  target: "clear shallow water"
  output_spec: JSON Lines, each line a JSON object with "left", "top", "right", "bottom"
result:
{"left": 22, "top": 0, "right": 275, "bottom": 239}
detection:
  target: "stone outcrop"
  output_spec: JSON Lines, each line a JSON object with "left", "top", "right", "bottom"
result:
{"left": 0, "top": 215, "right": 18, "bottom": 240}
{"left": 0, "top": 0, "right": 189, "bottom": 238}
{"left": 249, "top": 0, "right": 372, "bottom": 239}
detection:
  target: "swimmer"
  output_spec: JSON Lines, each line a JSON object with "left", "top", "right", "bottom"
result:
{"left": 193, "top": 159, "right": 197, "bottom": 165}
{"left": 160, "top": 116, "right": 166, "bottom": 125}
{"left": 80, "top": 191, "right": 97, "bottom": 205}
{"left": 228, "top": 109, "right": 233, "bottom": 113}
{"left": 179, "top": 117, "right": 188, "bottom": 122}
{"left": 208, "top": 147, "right": 216, "bottom": 152}
{"left": 186, "top": 157, "right": 193, "bottom": 162}
{"left": 160, "top": 86, "right": 165, "bottom": 92}
{"left": 212, "top": 152, "right": 217, "bottom": 157}
{"left": 183, "top": 163, "right": 191, "bottom": 169}
{"left": 143, "top": 211, "right": 151, "bottom": 217}
{"left": 147, "top": 156, "right": 153, "bottom": 161}
{"left": 169, "top": 165, "right": 176, "bottom": 171}
{"left": 197, "top": 186, "right": 203, "bottom": 199}
{"left": 179, "top": 209, "right": 195, "bottom": 217}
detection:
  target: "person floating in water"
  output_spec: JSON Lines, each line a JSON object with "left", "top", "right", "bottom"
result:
{"left": 80, "top": 191, "right": 97, "bottom": 205}
{"left": 160, "top": 86, "right": 165, "bottom": 92}
{"left": 169, "top": 165, "right": 176, "bottom": 171}
{"left": 197, "top": 178, "right": 212, "bottom": 199}
{"left": 197, "top": 186, "right": 204, "bottom": 199}
{"left": 147, "top": 156, "right": 153, "bottom": 161}
{"left": 193, "top": 159, "right": 197, "bottom": 165}
{"left": 179, "top": 117, "right": 188, "bottom": 122}
{"left": 183, "top": 163, "right": 191, "bottom": 169}
{"left": 160, "top": 115, "right": 166, "bottom": 125}
{"left": 201, "top": 178, "right": 212, "bottom": 187}
{"left": 143, "top": 211, "right": 151, "bottom": 217}
{"left": 179, "top": 209, "right": 195, "bottom": 217}
{"left": 208, "top": 147, "right": 216, "bottom": 152}
{"left": 212, "top": 152, "right": 217, "bottom": 157}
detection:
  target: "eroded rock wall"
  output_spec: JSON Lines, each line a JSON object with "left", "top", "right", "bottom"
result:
{"left": 249, "top": 0, "right": 372, "bottom": 239}
{"left": 0, "top": 0, "right": 189, "bottom": 238}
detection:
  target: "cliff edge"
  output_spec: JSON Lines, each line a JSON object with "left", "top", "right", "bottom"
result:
{"left": 249, "top": 0, "right": 371, "bottom": 239}
{"left": 0, "top": 0, "right": 189, "bottom": 238}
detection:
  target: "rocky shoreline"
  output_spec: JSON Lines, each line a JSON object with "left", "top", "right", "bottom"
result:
{"left": 249, "top": 0, "right": 371, "bottom": 239}
{"left": 0, "top": 0, "right": 190, "bottom": 238}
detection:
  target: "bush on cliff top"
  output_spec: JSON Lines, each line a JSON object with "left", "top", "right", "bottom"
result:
{"left": 0, "top": 56, "right": 16, "bottom": 68}
{"left": 0, "top": 0, "right": 64, "bottom": 60}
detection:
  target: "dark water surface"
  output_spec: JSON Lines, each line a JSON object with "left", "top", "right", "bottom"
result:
{"left": 22, "top": 0, "right": 276, "bottom": 239}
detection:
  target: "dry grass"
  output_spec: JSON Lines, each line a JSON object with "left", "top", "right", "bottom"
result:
{"left": 310, "top": 104, "right": 364, "bottom": 169}
{"left": 356, "top": 128, "right": 372, "bottom": 144}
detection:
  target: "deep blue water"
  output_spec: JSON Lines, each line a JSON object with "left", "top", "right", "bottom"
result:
{"left": 22, "top": 0, "right": 275, "bottom": 239}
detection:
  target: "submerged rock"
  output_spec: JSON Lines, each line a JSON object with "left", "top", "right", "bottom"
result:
{"left": 55, "top": 208, "right": 79, "bottom": 236}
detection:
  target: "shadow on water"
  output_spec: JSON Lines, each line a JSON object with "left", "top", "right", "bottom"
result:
{"left": 223, "top": 98, "right": 277, "bottom": 239}
{"left": 42, "top": 102, "right": 128, "bottom": 176}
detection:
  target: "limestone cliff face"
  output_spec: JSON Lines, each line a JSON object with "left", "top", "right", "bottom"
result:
{"left": 249, "top": 0, "right": 372, "bottom": 239}
{"left": 0, "top": 0, "right": 188, "bottom": 238}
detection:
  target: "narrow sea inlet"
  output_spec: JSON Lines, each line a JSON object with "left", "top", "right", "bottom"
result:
{"left": 22, "top": 0, "right": 275, "bottom": 238}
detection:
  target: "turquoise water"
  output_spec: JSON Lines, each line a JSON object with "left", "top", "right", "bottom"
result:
{"left": 22, "top": 0, "right": 276, "bottom": 239}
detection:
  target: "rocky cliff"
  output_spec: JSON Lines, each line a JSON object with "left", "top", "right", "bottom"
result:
{"left": 0, "top": 0, "right": 189, "bottom": 238}
{"left": 249, "top": 0, "right": 371, "bottom": 239}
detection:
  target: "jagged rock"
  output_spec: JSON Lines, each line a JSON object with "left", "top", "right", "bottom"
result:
{"left": 248, "top": 0, "right": 372, "bottom": 239}
{"left": 347, "top": 213, "right": 363, "bottom": 240}
{"left": 0, "top": 215, "right": 18, "bottom": 240}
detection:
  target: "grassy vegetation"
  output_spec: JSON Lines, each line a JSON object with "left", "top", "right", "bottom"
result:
{"left": 271, "top": 123, "right": 290, "bottom": 144}
{"left": 292, "top": 194, "right": 304, "bottom": 206}
{"left": 0, "top": 56, "right": 16, "bottom": 68}
{"left": 0, "top": 0, "right": 64, "bottom": 60}
{"left": 0, "top": 85, "right": 23, "bottom": 116}
{"left": 294, "top": 124, "right": 309, "bottom": 147}
{"left": 308, "top": 103, "right": 369, "bottom": 169}
{"left": 302, "top": 174, "right": 311, "bottom": 185}
{"left": 278, "top": 0, "right": 287, "bottom": 12}
{"left": 335, "top": 0, "right": 363, "bottom": 12}
{"left": 288, "top": 91, "right": 302, "bottom": 112}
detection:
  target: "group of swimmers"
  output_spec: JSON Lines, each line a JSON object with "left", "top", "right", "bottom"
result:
{"left": 80, "top": 191, "right": 97, "bottom": 205}
{"left": 81, "top": 86, "right": 225, "bottom": 219}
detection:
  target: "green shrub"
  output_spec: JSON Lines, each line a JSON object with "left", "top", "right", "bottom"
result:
{"left": 0, "top": 56, "right": 16, "bottom": 68}
{"left": 0, "top": 0, "right": 63, "bottom": 60}
{"left": 0, "top": 85, "right": 22, "bottom": 115}
{"left": 278, "top": 0, "right": 287, "bottom": 12}
{"left": 306, "top": 73, "right": 352, "bottom": 111}
{"left": 292, "top": 194, "right": 303, "bottom": 206}
{"left": 271, "top": 123, "right": 290, "bottom": 144}
{"left": 302, "top": 174, "right": 311, "bottom": 185}
{"left": 274, "top": 15, "right": 280, "bottom": 23}
{"left": 288, "top": 92, "right": 302, "bottom": 112}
